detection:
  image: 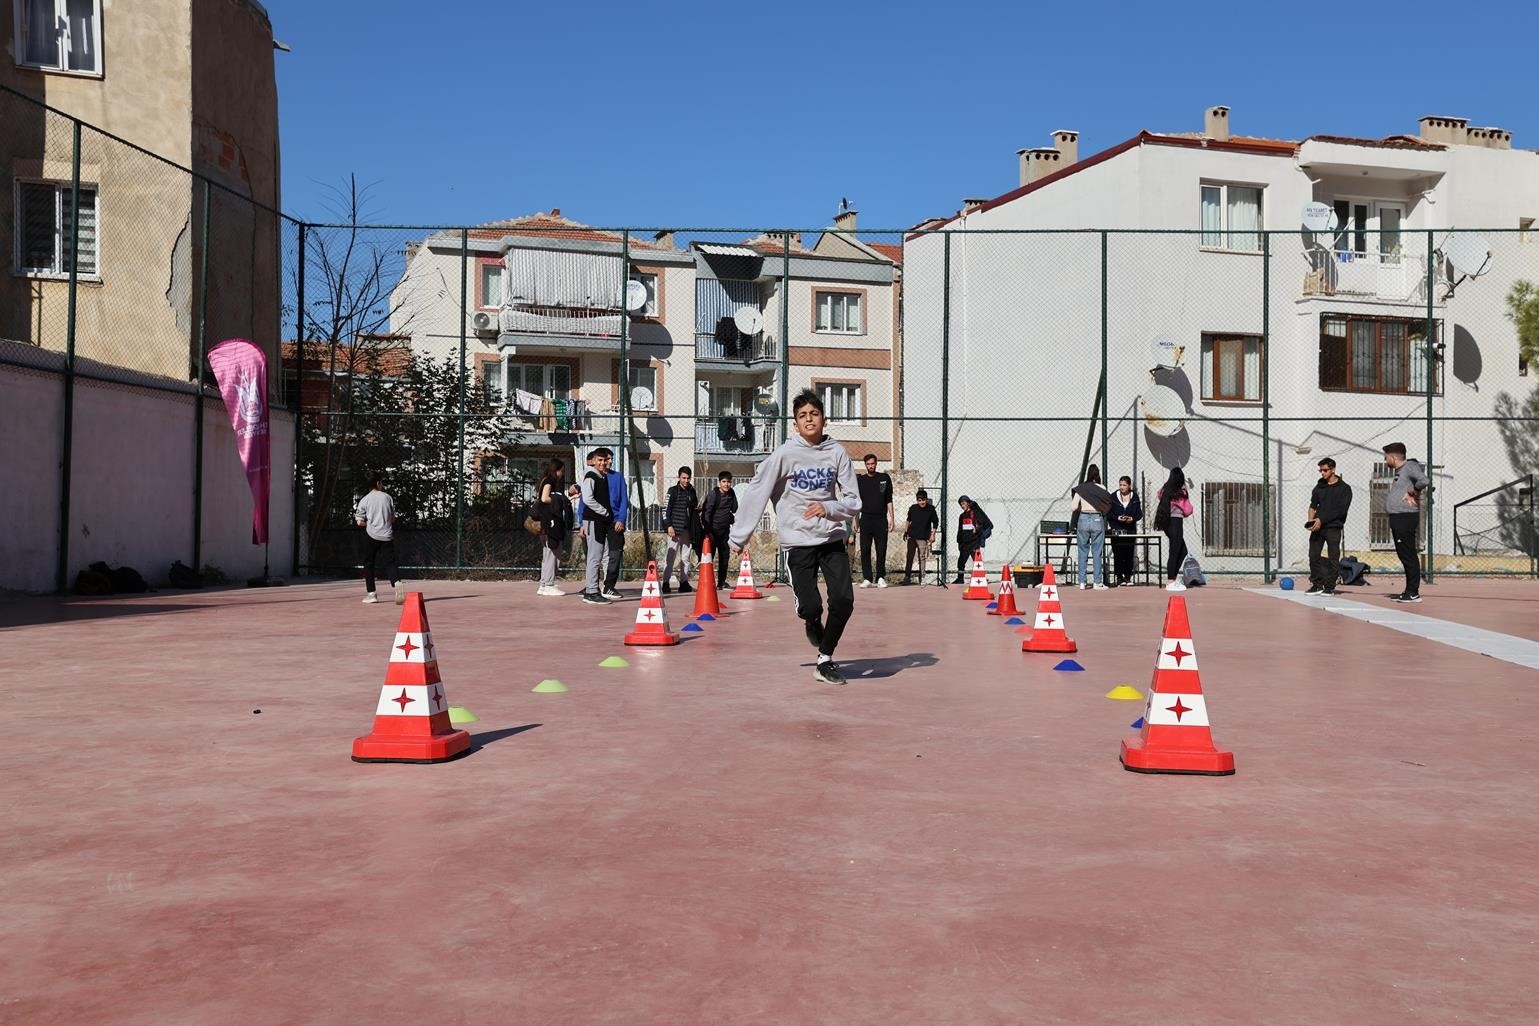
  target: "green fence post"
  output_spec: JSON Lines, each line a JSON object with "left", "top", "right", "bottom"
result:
{"left": 454, "top": 228, "right": 468, "bottom": 570}
{"left": 192, "top": 179, "right": 211, "bottom": 574}
{"left": 292, "top": 220, "right": 305, "bottom": 576}
{"left": 778, "top": 231, "right": 791, "bottom": 582}
{"left": 939, "top": 233, "right": 951, "bottom": 576}
{"left": 1261, "top": 231, "right": 1272, "bottom": 583}
{"left": 55, "top": 119, "right": 82, "bottom": 593}
{"left": 1425, "top": 228, "right": 1436, "bottom": 583}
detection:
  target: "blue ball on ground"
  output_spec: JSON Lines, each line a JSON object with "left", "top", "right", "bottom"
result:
{"left": 1279, "top": 577, "right": 1295, "bottom": 591}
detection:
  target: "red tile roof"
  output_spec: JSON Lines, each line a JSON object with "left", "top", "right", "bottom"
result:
{"left": 1305, "top": 134, "right": 1446, "bottom": 151}
{"left": 867, "top": 243, "right": 903, "bottom": 264}
{"left": 468, "top": 211, "right": 675, "bottom": 250}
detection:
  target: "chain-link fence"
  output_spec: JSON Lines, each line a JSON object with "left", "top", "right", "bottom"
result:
{"left": 1, "top": 84, "right": 292, "bottom": 594}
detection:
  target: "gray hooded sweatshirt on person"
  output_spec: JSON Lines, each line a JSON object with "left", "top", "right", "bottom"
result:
{"left": 1384, "top": 458, "right": 1429, "bottom": 514}
{"left": 729, "top": 433, "right": 863, "bottom": 551}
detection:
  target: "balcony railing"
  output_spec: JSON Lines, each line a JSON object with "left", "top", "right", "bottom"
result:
{"left": 499, "top": 305, "right": 622, "bottom": 338}
{"left": 1301, "top": 248, "right": 1431, "bottom": 303}
{"left": 696, "top": 416, "right": 776, "bottom": 455}
{"left": 695, "top": 331, "right": 778, "bottom": 363}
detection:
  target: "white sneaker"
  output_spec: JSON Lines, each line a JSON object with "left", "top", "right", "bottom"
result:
{"left": 1165, "top": 581, "right": 1187, "bottom": 592}
{"left": 877, "top": 578, "right": 888, "bottom": 589}
{"left": 602, "top": 588, "right": 623, "bottom": 600}
{"left": 859, "top": 580, "right": 872, "bottom": 589}
{"left": 537, "top": 585, "right": 564, "bottom": 597}
{"left": 1079, "top": 582, "right": 1091, "bottom": 590}
{"left": 361, "top": 592, "right": 378, "bottom": 604}
{"left": 393, "top": 581, "right": 407, "bottom": 605}
{"left": 1093, "top": 583, "right": 1109, "bottom": 590}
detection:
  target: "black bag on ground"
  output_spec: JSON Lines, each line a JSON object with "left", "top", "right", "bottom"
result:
{"left": 109, "top": 565, "right": 148, "bottom": 593}
{"left": 74, "top": 570, "right": 113, "bottom": 595}
{"left": 1337, "top": 556, "right": 1368, "bottom": 586}
{"left": 169, "top": 560, "right": 204, "bottom": 589}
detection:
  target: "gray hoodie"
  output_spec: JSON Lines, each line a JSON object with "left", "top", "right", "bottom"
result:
{"left": 1384, "top": 458, "right": 1429, "bottom": 514}
{"left": 729, "top": 433, "right": 863, "bottom": 551}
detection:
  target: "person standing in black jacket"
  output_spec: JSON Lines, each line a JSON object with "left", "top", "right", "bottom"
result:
{"left": 661, "top": 467, "right": 698, "bottom": 594}
{"left": 902, "top": 489, "right": 940, "bottom": 585}
{"left": 535, "top": 459, "right": 573, "bottom": 597}
{"left": 699, "top": 470, "right": 738, "bottom": 589}
{"left": 1306, "top": 457, "right": 1353, "bottom": 595}
{"left": 1108, "top": 476, "right": 1143, "bottom": 586}
{"left": 952, "top": 495, "right": 994, "bottom": 583}
{"left": 855, "top": 454, "right": 895, "bottom": 589}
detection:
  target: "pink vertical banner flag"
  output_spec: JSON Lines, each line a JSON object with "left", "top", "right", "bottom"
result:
{"left": 207, "top": 338, "right": 271, "bottom": 544}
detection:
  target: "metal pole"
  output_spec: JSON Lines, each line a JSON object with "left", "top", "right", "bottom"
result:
{"left": 1261, "top": 231, "right": 1272, "bottom": 582}
{"left": 55, "top": 119, "right": 82, "bottom": 593}
{"left": 454, "top": 228, "right": 468, "bottom": 569}
{"left": 940, "top": 234, "right": 951, "bottom": 577}
{"left": 292, "top": 221, "right": 306, "bottom": 575}
{"left": 778, "top": 231, "right": 791, "bottom": 582}
{"left": 1100, "top": 231, "right": 1109, "bottom": 469}
{"left": 192, "top": 179, "right": 211, "bottom": 573}
{"left": 1425, "top": 228, "right": 1436, "bottom": 583}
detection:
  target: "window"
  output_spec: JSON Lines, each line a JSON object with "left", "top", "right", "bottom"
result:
{"left": 15, "top": 179, "right": 98, "bottom": 276}
{"left": 15, "top": 0, "right": 101, "bottom": 74}
{"left": 816, "top": 382, "right": 863, "bottom": 423}
{"left": 506, "top": 361, "right": 572, "bottom": 401}
{"left": 1200, "top": 183, "right": 1263, "bottom": 252}
{"left": 481, "top": 360, "right": 504, "bottom": 405}
{"left": 627, "top": 364, "right": 658, "bottom": 410}
{"left": 1319, "top": 314, "right": 1441, "bottom": 395}
{"left": 701, "top": 383, "right": 752, "bottom": 416}
{"left": 1201, "top": 481, "right": 1274, "bottom": 557}
{"left": 1330, "top": 200, "right": 1402, "bottom": 260}
{"left": 1200, "top": 333, "right": 1263, "bottom": 402}
{"left": 815, "top": 290, "right": 862, "bottom": 333}
{"left": 630, "top": 272, "right": 658, "bottom": 317}
{"left": 480, "top": 263, "right": 504, "bottom": 309}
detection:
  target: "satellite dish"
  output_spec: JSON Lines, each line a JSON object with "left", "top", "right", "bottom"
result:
{"left": 1150, "top": 335, "right": 1184, "bottom": 370}
{"left": 1140, "top": 386, "right": 1186, "bottom": 438}
{"left": 733, "top": 307, "right": 764, "bottom": 335}
{"left": 1302, "top": 202, "right": 1336, "bottom": 233}
{"left": 1443, "top": 233, "right": 1492, "bottom": 278}
{"left": 629, "top": 385, "right": 655, "bottom": 410}
{"left": 625, "top": 279, "right": 650, "bottom": 312}
{"left": 752, "top": 395, "right": 779, "bottom": 417}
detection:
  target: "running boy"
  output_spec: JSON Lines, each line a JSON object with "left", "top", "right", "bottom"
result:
{"left": 731, "top": 389, "right": 862, "bottom": 684}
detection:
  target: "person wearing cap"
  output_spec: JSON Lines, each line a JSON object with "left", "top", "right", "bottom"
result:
{"left": 952, "top": 495, "right": 994, "bottom": 584}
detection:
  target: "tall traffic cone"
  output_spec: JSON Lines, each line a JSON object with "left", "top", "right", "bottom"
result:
{"left": 962, "top": 549, "right": 992, "bottom": 600}
{"left": 1120, "top": 596, "right": 1235, "bottom": 776}
{"left": 625, "top": 561, "right": 680, "bottom": 646}
{"left": 691, "top": 536, "right": 724, "bottom": 619}
{"left": 1021, "top": 564, "right": 1077, "bottom": 652}
{"left": 731, "top": 551, "right": 763, "bottom": 600}
{"left": 988, "top": 565, "right": 1022, "bottom": 617}
{"left": 352, "top": 593, "right": 471, "bottom": 764}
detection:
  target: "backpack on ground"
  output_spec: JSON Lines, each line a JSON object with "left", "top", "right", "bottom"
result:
{"left": 1180, "top": 554, "right": 1207, "bottom": 587}
{"left": 1337, "top": 556, "right": 1368, "bottom": 586}
{"left": 109, "top": 565, "right": 149, "bottom": 593}
{"left": 169, "top": 560, "right": 204, "bottom": 589}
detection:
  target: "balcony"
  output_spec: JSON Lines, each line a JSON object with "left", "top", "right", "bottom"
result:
{"left": 1301, "top": 248, "right": 1431, "bottom": 304}
{"left": 497, "top": 305, "right": 624, "bottom": 351}
{"left": 696, "top": 416, "right": 776, "bottom": 457}
{"left": 695, "top": 330, "right": 778, "bottom": 365}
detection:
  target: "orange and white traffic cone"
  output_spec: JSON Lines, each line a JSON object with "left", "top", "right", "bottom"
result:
{"left": 625, "top": 561, "right": 680, "bottom": 646}
{"left": 962, "top": 549, "right": 992, "bottom": 600}
{"left": 988, "top": 565, "right": 1022, "bottom": 617}
{"left": 730, "top": 551, "right": 763, "bottom": 600}
{"left": 690, "top": 536, "right": 725, "bottom": 619}
{"left": 352, "top": 593, "right": 471, "bottom": 764}
{"left": 1121, "top": 596, "right": 1235, "bottom": 775}
{"left": 1020, "top": 564, "right": 1077, "bottom": 652}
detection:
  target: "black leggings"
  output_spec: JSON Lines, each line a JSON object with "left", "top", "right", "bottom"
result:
{"left": 1164, "top": 519, "right": 1186, "bottom": 581}
{"left": 788, "top": 540, "right": 855, "bottom": 658}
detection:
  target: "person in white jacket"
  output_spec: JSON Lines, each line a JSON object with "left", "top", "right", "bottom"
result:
{"left": 732, "top": 389, "right": 862, "bottom": 685}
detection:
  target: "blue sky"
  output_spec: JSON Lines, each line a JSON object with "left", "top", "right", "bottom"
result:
{"left": 267, "top": 0, "right": 1539, "bottom": 232}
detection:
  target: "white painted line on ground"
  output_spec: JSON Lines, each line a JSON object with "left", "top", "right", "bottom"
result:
{"left": 1247, "top": 589, "right": 1539, "bottom": 672}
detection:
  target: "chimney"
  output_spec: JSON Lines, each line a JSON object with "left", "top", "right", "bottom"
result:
{"left": 1466, "top": 126, "right": 1513, "bottom": 150}
{"left": 765, "top": 231, "right": 802, "bottom": 250}
{"left": 833, "top": 208, "right": 858, "bottom": 232}
{"left": 653, "top": 230, "right": 675, "bottom": 249}
{"left": 1204, "top": 106, "right": 1231, "bottom": 142}
{"left": 962, "top": 197, "right": 989, "bottom": 213}
{"left": 1017, "top": 146, "right": 1063, "bottom": 186}
{"left": 1051, "top": 130, "right": 1079, "bottom": 165}
{"left": 1418, "top": 115, "right": 1468, "bottom": 145}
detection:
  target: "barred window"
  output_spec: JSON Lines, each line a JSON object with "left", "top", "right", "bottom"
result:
{"left": 1201, "top": 481, "right": 1274, "bottom": 557}
{"left": 1319, "top": 314, "right": 1441, "bottom": 395}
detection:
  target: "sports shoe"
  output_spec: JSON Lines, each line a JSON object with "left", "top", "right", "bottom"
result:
{"left": 1320, "top": 588, "right": 1339, "bottom": 597}
{"left": 877, "top": 578, "right": 888, "bottom": 589}
{"left": 1392, "top": 593, "right": 1422, "bottom": 603}
{"left": 661, "top": 584, "right": 672, "bottom": 595}
{"left": 1165, "top": 581, "right": 1187, "bottom": 592}
{"left": 393, "top": 581, "right": 407, "bottom": 605}
{"left": 859, "top": 580, "right": 873, "bottom": 589}
{"left": 537, "top": 585, "right": 564, "bottom": 597}
{"left": 812, "top": 661, "right": 846, "bottom": 686}
{"left": 1093, "top": 583, "right": 1109, "bottom": 590}
{"left": 361, "top": 592, "right": 378, "bottom": 604}
{"left": 678, "top": 580, "right": 692, "bottom": 593}
{"left": 582, "top": 591, "right": 611, "bottom": 605}
{"left": 1079, "top": 582, "right": 1092, "bottom": 590}
{"left": 1305, "top": 585, "right": 1323, "bottom": 595}
{"left": 602, "top": 588, "right": 623, "bottom": 600}
{"left": 804, "top": 618, "right": 825, "bottom": 650}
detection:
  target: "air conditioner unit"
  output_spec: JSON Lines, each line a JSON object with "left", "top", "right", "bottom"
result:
{"left": 471, "top": 311, "right": 496, "bottom": 334}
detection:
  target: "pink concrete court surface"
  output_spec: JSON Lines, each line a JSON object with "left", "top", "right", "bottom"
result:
{"left": 4, "top": 574, "right": 1537, "bottom": 1025}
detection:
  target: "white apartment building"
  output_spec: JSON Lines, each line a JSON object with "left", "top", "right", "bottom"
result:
{"left": 904, "top": 107, "right": 1539, "bottom": 574}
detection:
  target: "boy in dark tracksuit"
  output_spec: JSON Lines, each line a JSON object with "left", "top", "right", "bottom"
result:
{"left": 661, "top": 467, "right": 698, "bottom": 593}
{"left": 1306, "top": 457, "right": 1352, "bottom": 595}
{"left": 731, "top": 390, "right": 862, "bottom": 685}
{"left": 700, "top": 471, "right": 738, "bottom": 589}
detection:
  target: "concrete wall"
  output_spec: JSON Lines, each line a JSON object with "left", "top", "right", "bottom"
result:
{"left": 0, "top": 350, "right": 294, "bottom": 593}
